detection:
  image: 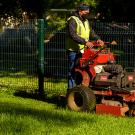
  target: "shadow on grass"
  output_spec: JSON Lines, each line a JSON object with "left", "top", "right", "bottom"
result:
{"left": 14, "top": 90, "right": 67, "bottom": 108}
{"left": 0, "top": 101, "right": 96, "bottom": 127}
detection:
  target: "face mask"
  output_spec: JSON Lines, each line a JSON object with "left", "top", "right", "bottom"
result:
{"left": 82, "top": 14, "right": 89, "bottom": 19}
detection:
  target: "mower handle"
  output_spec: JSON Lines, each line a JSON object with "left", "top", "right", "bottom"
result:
{"left": 82, "top": 41, "right": 115, "bottom": 68}
{"left": 92, "top": 41, "right": 117, "bottom": 47}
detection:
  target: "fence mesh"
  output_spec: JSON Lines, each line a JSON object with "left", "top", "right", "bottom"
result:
{"left": 0, "top": 19, "right": 135, "bottom": 96}
{"left": 92, "top": 22, "right": 135, "bottom": 70}
{"left": 44, "top": 21, "right": 135, "bottom": 95}
{"left": 44, "top": 26, "right": 68, "bottom": 96}
{"left": 0, "top": 20, "right": 38, "bottom": 93}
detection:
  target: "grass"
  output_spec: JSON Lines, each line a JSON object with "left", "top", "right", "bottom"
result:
{"left": 0, "top": 72, "right": 135, "bottom": 135}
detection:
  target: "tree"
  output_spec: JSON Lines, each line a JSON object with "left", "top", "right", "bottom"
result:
{"left": 0, "top": 0, "right": 21, "bottom": 18}
{"left": 0, "top": 0, "right": 135, "bottom": 22}
{"left": 96, "top": 0, "right": 135, "bottom": 22}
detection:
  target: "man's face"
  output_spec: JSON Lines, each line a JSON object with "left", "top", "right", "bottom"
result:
{"left": 79, "top": 10, "right": 89, "bottom": 19}
{"left": 81, "top": 10, "right": 89, "bottom": 15}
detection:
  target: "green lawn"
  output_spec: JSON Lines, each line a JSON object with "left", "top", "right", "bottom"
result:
{"left": 0, "top": 73, "right": 135, "bottom": 135}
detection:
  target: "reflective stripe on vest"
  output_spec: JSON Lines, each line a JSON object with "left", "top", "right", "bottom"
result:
{"left": 68, "top": 16, "right": 90, "bottom": 50}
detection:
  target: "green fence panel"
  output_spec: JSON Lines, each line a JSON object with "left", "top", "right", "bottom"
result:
{"left": 1, "top": 18, "right": 135, "bottom": 97}
{"left": 44, "top": 23, "right": 68, "bottom": 96}
{"left": 0, "top": 20, "right": 38, "bottom": 93}
{"left": 92, "top": 22, "right": 135, "bottom": 70}
{"left": 44, "top": 21, "right": 135, "bottom": 96}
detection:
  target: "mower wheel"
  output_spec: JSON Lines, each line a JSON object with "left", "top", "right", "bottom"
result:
{"left": 66, "top": 85, "right": 96, "bottom": 112}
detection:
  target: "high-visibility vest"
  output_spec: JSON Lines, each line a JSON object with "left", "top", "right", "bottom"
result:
{"left": 66, "top": 16, "right": 90, "bottom": 51}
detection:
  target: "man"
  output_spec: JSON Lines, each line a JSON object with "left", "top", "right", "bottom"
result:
{"left": 66, "top": 3, "right": 104, "bottom": 90}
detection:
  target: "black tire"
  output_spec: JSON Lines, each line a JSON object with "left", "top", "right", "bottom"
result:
{"left": 66, "top": 85, "right": 96, "bottom": 112}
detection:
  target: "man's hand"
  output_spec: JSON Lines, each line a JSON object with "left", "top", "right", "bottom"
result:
{"left": 96, "top": 39, "right": 104, "bottom": 46}
{"left": 85, "top": 41, "right": 94, "bottom": 48}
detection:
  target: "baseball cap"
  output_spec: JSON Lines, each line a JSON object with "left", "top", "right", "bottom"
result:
{"left": 77, "top": 3, "right": 89, "bottom": 11}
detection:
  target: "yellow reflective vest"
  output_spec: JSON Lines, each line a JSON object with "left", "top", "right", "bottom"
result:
{"left": 66, "top": 16, "right": 90, "bottom": 51}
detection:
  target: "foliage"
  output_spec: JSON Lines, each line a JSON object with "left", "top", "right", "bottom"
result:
{"left": 44, "top": 0, "right": 98, "bottom": 33}
{"left": 0, "top": 0, "right": 135, "bottom": 22}
{"left": 96, "top": 0, "right": 135, "bottom": 22}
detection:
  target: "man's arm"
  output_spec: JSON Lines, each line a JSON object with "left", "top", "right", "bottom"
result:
{"left": 67, "top": 18, "right": 103, "bottom": 48}
{"left": 67, "top": 18, "right": 86, "bottom": 44}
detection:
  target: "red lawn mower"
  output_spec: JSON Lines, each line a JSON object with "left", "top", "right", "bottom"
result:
{"left": 66, "top": 42, "right": 135, "bottom": 117}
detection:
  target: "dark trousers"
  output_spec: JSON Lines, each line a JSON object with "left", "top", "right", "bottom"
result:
{"left": 67, "top": 51, "right": 81, "bottom": 89}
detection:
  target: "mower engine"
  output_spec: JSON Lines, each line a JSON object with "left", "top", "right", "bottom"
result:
{"left": 94, "top": 64, "right": 135, "bottom": 90}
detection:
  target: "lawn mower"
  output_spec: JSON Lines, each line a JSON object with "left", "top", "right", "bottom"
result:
{"left": 66, "top": 42, "right": 135, "bottom": 117}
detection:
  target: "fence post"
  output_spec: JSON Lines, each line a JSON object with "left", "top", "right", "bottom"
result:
{"left": 38, "top": 19, "right": 45, "bottom": 95}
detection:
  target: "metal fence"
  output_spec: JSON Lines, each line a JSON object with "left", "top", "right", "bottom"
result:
{"left": 0, "top": 19, "right": 135, "bottom": 97}
{"left": 44, "top": 21, "right": 135, "bottom": 96}
{"left": 92, "top": 22, "right": 135, "bottom": 69}
{"left": 0, "top": 20, "right": 39, "bottom": 94}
